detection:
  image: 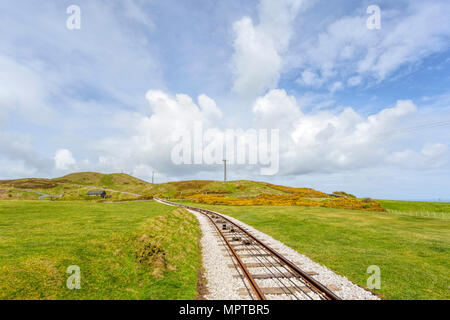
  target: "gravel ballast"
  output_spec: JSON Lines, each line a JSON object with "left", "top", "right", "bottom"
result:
{"left": 189, "top": 209, "right": 250, "bottom": 300}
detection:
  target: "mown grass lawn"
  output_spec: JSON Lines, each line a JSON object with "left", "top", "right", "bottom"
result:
{"left": 190, "top": 202, "right": 450, "bottom": 300}
{"left": 0, "top": 200, "right": 201, "bottom": 300}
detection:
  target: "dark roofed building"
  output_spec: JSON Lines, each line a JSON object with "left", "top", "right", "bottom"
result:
{"left": 87, "top": 190, "right": 107, "bottom": 198}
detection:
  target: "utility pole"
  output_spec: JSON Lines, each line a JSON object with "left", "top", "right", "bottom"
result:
{"left": 223, "top": 159, "right": 227, "bottom": 182}
{"left": 152, "top": 171, "right": 154, "bottom": 184}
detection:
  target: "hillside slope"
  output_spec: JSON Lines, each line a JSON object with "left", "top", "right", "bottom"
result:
{"left": 54, "top": 172, "right": 149, "bottom": 189}
{"left": 0, "top": 172, "right": 384, "bottom": 211}
{"left": 0, "top": 172, "right": 151, "bottom": 200}
{"left": 0, "top": 172, "right": 332, "bottom": 197}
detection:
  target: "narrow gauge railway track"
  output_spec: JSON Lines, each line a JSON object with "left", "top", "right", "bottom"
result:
{"left": 154, "top": 198, "right": 341, "bottom": 300}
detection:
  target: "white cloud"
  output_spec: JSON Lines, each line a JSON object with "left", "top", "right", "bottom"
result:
{"left": 72, "top": 90, "right": 447, "bottom": 181}
{"left": 54, "top": 149, "right": 76, "bottom": 170}
{"left": 87, "top": 90, "right": 223, "bottom": 178}
{"left": 252, "top": 89, "right": 301, "bottom": 129}
{"left": 251, "top": 90, "right": 443, "bottom": 174}
{"left": 0, "top": 1, "right": 162, "bottom": 121}
{"left": 359, "top": 2, "right": 450, "bottom": 79}
{"left": 122, "top": 1, "right": 155, "bottom": 30}
{"left": 198, "top": 94, "right": 223, "bottom": 120}
{"left": 231, "top": 17, "right": 282, "bottom": 97}
{"left": 0, "top": 1, "right": 163, "bottom": 179}
{"left": 329, "top": 81, "right": 343, "bottom": 93}
{"left": 291, "top": 1, "right": 450, "bottom": 88}
{"left": 347, "top": 76, "right": 363, "bottom": 87}
{"left": 296, "top": 70, "right": 326, "bottom": 87}
{"left": 388, "top": 143, "right": 449, "bottom": 169}
{"left": 0, "top": 132, "right": 52, "bottom": 177}
{"left": 421, "top": 143, "right": 449, "bottom": 168}
{"left": 4, "top": 85, "right": 446, "bottom": 188}
{"left": 231, "top": 0, "right": 306, "bottom": 97}
{"left": 0, "top": 54, "right": 54, "bottom": 124}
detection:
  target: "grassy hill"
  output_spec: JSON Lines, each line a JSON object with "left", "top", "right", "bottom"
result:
{"left": 0, "top": 173, "right": 322, "bottom": 200}
{"left": 0, "top": 172, "right": 387, "bottom": 212}
{"left": 54, "top": 172, "right": 149, "bottom": 188}
{"left": 0, "top": 172, "right": 151, "bottom": 201}
{"left": 151, "top": 180, "right": 287, "bottom": 198}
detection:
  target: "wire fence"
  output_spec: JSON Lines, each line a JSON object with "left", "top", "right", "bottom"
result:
{"left": 385, "top": 209, "right": 450, "bottom": 220}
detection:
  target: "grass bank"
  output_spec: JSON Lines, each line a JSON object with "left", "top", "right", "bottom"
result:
{"left": 0, "top": 200, "right": 201, "bottom": 300}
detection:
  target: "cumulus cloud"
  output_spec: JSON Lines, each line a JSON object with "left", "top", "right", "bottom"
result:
{"left": 68, "top": 89, "right": 447, "bottom": 181}
{"left": 231, "top": 17, "right": 280, "bottom": 97}
{"left": 87, "top": 90, "right": 223, "bottom": 178}
{"left": 250, "top": 90, "right": 444, "bottom": 175}
{"left": 4, "top": 84, "right": 445, "bottom": 185}
{"left": 54, "top": 149, "right": 76, "bottom": 170}
{"left": 231, "top": 0, "right": 307, "bottom": 97}
{"left": 252, "top": 89, "right": 301, "bottom": 129}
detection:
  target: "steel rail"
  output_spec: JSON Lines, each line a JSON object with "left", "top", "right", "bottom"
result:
{"left": 202, "top": 211, "right": 266, "bottom": 300}
{"left": 154, "top": 198, "right": 340, "bottom": 300}
{"left": 155, "top": 198, "right": 265, "bottom": 299}
{"left": 236, "top": 234, "right": 316, "bottom": 299}
{"left": 196, "top": 206, "right": 340, "bottom": 300}
{"left": 225, "top": 226, "right": 310, "bottom": 299}
{"left": 215, "top": 226, "right": 255, "bottom": 299}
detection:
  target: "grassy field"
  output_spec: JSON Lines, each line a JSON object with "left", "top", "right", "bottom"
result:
{"left": 189, "top": 202, "right": 450, "bottom": 300}
{"left": 0, "top": 201, "right": 201, "bottom": 300}
{"left": 379, "top": 200, "right": 450, "bottom": 214}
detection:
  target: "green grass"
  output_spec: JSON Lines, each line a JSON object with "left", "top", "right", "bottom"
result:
{"left": 189, "top": 202, "right": 450, "bottom": 300}
{"left": 0, "top": 172, "right": 152, "bottom": 200}
{"left": 379, "top": 200, "right": 450, "bottom": 213}
{"left": 0, "top": 189, "right": 40, "bottom": 200}
{"left": 0, "top": 200, "right": 201, "bottom": 300}
{"left": 155, "top": 180, "right": 287, "bottom": 199}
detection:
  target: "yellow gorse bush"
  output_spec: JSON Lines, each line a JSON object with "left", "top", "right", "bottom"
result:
{"left": 264, "top": 183, "right": 329, "bottom": 198}
{"left": 190, "top": 194, "right": 385, "bottom": 212}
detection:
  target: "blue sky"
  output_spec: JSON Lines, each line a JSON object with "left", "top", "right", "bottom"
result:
{"left": 1, "top": 0, "right": 450, "bottom": 200}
